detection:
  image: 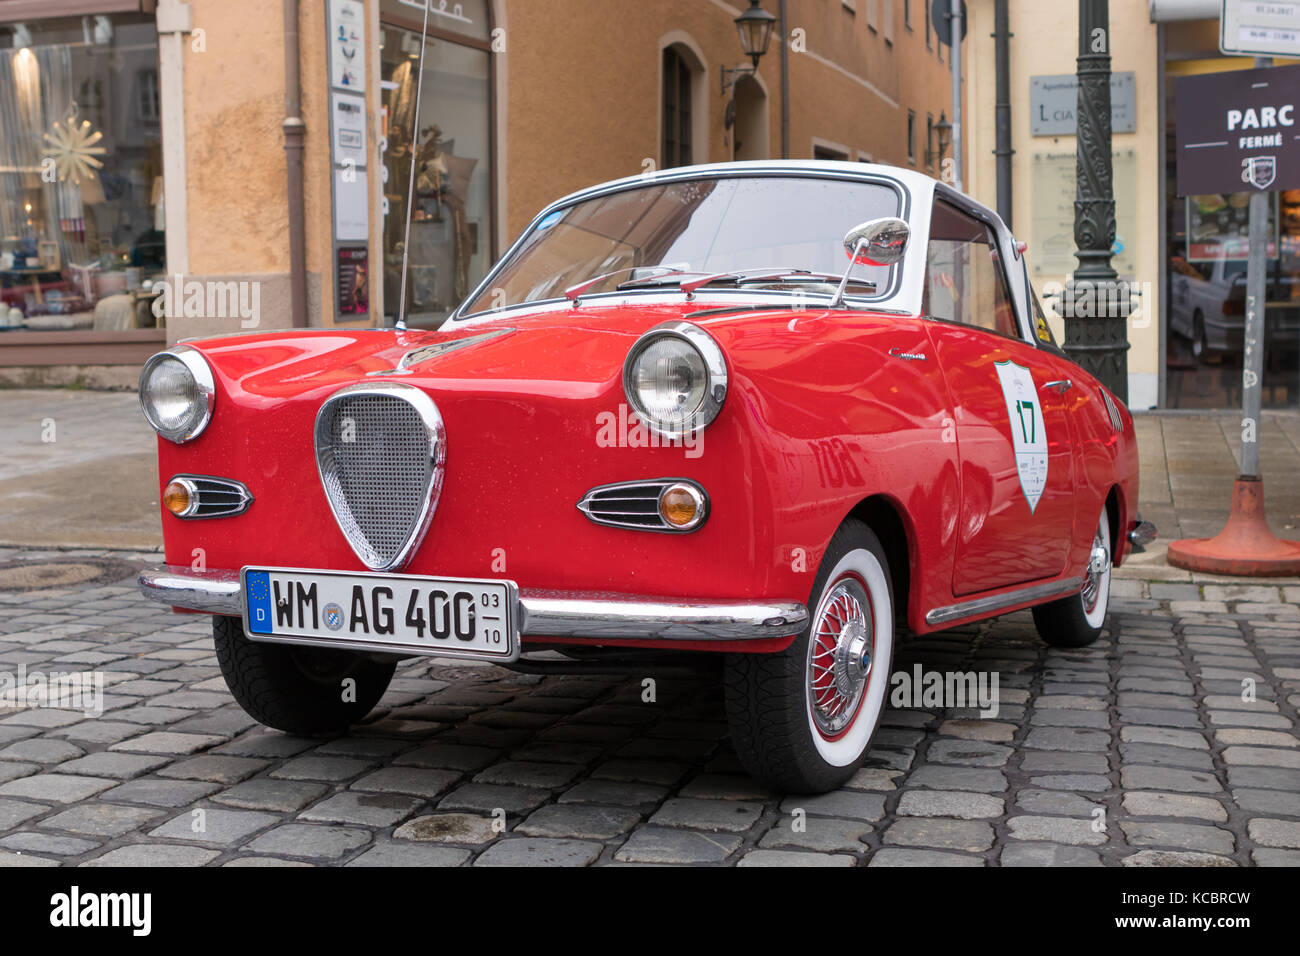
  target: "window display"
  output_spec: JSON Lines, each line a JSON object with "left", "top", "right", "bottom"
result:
{"left": 0, "top": 15, "right": 164, "bottom": 333}
{"left": 379, "top": 0, "right": 492, "bottom": 328}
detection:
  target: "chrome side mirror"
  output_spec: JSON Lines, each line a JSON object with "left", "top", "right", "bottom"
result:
{"left": 829, "top": 217, "right": 910, "bottom": 308}
{"left": 843, "top": 217, "right": 910, "bottom": 266}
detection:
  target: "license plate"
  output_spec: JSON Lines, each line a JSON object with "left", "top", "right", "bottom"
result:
{"left": 241, "top": 567, "right": 519, "bottom": 662}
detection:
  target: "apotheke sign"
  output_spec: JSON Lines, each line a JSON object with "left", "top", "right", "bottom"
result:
{"left": 1029, "top": 73, "right": 1137, "bottom": 137}
{"left": 1174, "top": 64, "right": 1300, "bottom": 195}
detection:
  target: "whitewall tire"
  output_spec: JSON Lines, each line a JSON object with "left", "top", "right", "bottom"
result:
{"left": 724, "top": 519, "right": 895, "bottom": 793}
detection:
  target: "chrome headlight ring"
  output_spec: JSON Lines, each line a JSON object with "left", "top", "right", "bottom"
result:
{"left": 138, "top": 346, "right": 216, "bottom": 444}
{"left": 622, "top": 321, "right": 728, "bottom": 440}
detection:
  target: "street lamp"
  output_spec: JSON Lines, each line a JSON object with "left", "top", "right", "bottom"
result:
{"left": 722, "top": 0, "right": 777, "bottom": 94}
{"left": 735, "top": 0, "right": 777, "bottom": 67}
{"left": 927, "top": 112, "right": 952, "bottom": 168}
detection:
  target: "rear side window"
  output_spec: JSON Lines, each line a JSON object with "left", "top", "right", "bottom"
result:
{"left": 1026, "top": 276, "right": 1063, "bottom": 351}
{"left": 923, "top": 200, "right": 1020, "bottom": 341}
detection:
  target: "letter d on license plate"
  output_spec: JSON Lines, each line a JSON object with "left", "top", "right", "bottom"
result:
{"left": 241, "top": 567, "right": 519, "bottom": 662}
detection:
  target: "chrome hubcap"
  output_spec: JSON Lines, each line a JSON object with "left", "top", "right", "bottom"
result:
{"left": 1082, "top": 531, "right": 1110, "bottom": 613}
{"left": 808, "top": 577, "right": 873, "bottom": 738}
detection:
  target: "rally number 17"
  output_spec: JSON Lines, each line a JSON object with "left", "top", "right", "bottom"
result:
{"left": 1015, "top": 400, "right": 1036, "bottom": 444}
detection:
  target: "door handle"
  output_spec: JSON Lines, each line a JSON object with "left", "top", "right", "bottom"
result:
{"left": 1043, "top": 379, "right": 1072, "bottom": 394}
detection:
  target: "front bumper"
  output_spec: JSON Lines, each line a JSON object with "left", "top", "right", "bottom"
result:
{"left": 137, "top": 565, "right": 808, "bottom": 644}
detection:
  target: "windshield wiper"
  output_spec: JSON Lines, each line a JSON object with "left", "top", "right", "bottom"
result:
{"left": 563, "top": 266, "right": 685, "bottom": 304}
{"left": 583, "top": 266, "right": 877, "bottom": 301}
{"left": 695, "top": 269, "right": 877, "bottom": 296}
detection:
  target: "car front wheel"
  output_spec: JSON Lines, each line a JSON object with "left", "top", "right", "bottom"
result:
{"left": 213, "top": 615, "right": 396, "bottom": 735}
{"left": 724, "top": 519, "right": 895, "bottom": 794}
{"left": 1032, "top": 509, "right": 1111, "bottom": 648}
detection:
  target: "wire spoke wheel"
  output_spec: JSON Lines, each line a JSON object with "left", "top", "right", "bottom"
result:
{"left": 1080, "top": 513, "right": 1112, "bottom": 627}
{"left": 1032, "top": 506, "right": 1111, "bottom": 649}
{"left": 807, "top": 576, "right": 873, "bottom": 739}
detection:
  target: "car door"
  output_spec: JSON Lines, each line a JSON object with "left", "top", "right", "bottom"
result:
{"left": 921, "top": 198, "right": 1076, "bottom": 596}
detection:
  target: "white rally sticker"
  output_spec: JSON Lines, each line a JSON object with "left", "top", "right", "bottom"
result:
{"left": 994, "top": 361, "right": 1048, "bottom": 513}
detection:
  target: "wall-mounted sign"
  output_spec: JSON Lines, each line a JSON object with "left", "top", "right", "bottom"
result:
{"left": 334, "top": 168, "right": 369, "bottom": 243}
{"left": 1030, "top": 149, "right": 1138, "bottom": 277}
{"left": 1174, "top": 64, "right": 1300, "bottom": 196}
{"left": 330, "top": 92, "right": 368, "bottom": 168}
{"left": 329, "top": 0, "right": 366, "bottom": 92}
{"left": 1220, "top": 0, "right": 1300, "bottom": 60}
{"left": 1029, "top": 73, "right": 1136, "bottom": 137}
{"left": 337, "top": 247, "right": 370, "bottom": 317}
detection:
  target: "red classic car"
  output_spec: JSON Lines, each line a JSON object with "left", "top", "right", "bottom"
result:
{"left": 138, "top": 162, "right": 1153, "bottom": 793}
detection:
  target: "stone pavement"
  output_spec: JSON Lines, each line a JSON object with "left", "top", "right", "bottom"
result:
{"left": 0, "top": 390, "right": 160, "bottom": 551}
{"left": 1134, "top": 411, "right": 1300, "bottom": 544}
{"left": 0, "top": 547, "right": 1295, "bottom": 867}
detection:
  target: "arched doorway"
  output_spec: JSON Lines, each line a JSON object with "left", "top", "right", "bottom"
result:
{"left": 731, "top": 74, "right": 769, "bottom": 162}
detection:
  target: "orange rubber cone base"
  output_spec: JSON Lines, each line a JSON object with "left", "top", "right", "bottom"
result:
{"left": 1166, "top": 477, "right": 1300, "bottom": 577}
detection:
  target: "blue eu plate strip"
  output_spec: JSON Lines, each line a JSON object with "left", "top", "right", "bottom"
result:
{"left": 245, "top": 570, "right": 273, "bottom": 634}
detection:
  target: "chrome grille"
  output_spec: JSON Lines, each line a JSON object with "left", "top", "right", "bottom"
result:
{"left": 314, "top": 385, "right": 444, "bottom": 571}
{"left": 169, "top": 475, "right": 253, "bottom": 519}
{"left": 1101, "top": 389, "right": 1123, "bottom": 431}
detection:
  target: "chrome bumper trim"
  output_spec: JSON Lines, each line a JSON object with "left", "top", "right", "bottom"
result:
{"left": 925, "top": 578, "right": 1080, "bottom": 627}
{"left": 137, "top": 565, "right": 807, "bottom": 643}
{"left": 138, "top": 566, "right": 242, "bottom": 614}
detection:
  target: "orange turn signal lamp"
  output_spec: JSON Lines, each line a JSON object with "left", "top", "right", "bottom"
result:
{"left": 658, "top": 482, "right": 707, "bottom": 531}
{"left": 163, "top": 478, "right": 198, "bottom": 518}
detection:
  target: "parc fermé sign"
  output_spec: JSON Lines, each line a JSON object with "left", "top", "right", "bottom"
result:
{"left": 1174, "top": 63, "right": 1300, "bottom": 196}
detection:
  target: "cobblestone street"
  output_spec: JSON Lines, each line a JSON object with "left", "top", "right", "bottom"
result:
{"left": 0, "top": 548, "right": 1296, "bottom": 867}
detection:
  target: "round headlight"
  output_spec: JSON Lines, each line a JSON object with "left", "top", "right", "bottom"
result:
{"left": 138, "top": 347, "right": 215, "bottom": 443}
{"left": 622, "top": 322, "right": 727, "bottom": 438}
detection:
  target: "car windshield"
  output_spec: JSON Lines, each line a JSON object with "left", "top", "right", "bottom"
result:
{"left": 461, "top": 175, "right": 903, "bottom": 315}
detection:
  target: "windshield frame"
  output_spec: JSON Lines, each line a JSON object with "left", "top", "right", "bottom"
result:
{"left": 449, "top": 167, "right": 911, "bottom": 322}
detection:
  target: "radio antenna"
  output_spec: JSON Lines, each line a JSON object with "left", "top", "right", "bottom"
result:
{"left": 395, "top": 0, "right": 432, "bottom": 332}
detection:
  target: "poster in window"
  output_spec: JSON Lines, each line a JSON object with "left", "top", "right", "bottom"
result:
{"left": 337, "top": 247, "right": 369, "bottom": 318}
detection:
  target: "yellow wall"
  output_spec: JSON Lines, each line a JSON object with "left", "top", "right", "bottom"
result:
{"left": 503, "top": 0, "right": 956, "bottom": 239}
{"left": 173, "top": 0, "right": 955, "bottom": 334}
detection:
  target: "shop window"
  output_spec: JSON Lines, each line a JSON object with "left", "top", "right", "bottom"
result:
{"left": 1165, "top": 188, "right": 1299, "bottom": 409}
{"left": 380, "top": 0, "right": 493, "bottom": 329}
{"left": 1164, "top": 56, "right": 1298, "bottom": 410}
{"left": 0, "top": 15, "right": 164, "bottom": 333}
{"left": 662, "top": 46, "right": 693, "bottom": 169}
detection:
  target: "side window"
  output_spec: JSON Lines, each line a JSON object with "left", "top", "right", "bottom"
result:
{"left": 924, "top": 201, "right": 1021, "bottom": 340}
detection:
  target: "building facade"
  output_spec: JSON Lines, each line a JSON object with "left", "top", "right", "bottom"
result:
{"left": 0, "top": 0, "right": 957, "bottom": 383}
{"left": 964, "top": 0, "right": 1299, "bottom": 411}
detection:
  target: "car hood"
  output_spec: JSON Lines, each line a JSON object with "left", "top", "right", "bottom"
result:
{"left": 181, "top": 299, "right": 878, "bottom": 404}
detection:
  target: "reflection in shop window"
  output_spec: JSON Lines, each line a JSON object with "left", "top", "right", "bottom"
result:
{"left": 0, "top": 16, "right": 164, "bottom": 333}
{"left": 1166, "top": 188, "right": 1299, "bottom": 409}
